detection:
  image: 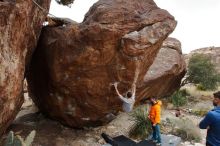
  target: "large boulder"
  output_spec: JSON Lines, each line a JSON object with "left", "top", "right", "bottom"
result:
{"left": 0, "top": 0, "right": 51, "bottom": 136}
{"left": 27, "top": 0, "right": 177, "bottom": 128}
{"left": 140, "top": 38, "right": 186, "bottom": 99}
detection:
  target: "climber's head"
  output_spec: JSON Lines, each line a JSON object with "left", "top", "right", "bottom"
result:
{"left": 149, "top": 96, "right": 157, "bottom": 105}
{"left": 126, "top": 91, "right": 132, "bottom": 98}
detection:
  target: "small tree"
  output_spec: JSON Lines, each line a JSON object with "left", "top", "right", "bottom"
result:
{"left": 182, "top": 54, "right": 220, "bottom": 90}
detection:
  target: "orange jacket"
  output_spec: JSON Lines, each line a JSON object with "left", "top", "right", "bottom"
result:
{"left": 149, "top": 100, "right": 162, "bottom": 125}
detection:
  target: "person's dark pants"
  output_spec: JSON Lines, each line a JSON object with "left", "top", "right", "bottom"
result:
{"left": 152, "top": 124, "right": 161, "bottom": 143}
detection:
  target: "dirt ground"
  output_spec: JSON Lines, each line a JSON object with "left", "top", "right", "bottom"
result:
{"left": 0, "top": 87, "right": 215, "bottom": 146}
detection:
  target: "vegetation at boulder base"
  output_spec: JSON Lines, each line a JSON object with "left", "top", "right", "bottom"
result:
{"left": 4, "top": 130, "right": 36, "bottom": 146}
{"left": 129, "top": 106, "right": 152, "bottom": 140}
{"left": 169, "top": 89, "right": 189, "bottom": 108}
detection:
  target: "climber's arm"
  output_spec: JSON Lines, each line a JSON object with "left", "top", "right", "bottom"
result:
{"left": 131, "top": 84, "right": 136, "bottom": 99}
{"left": 113, "top": 83, "right": 126, "bottom": 102}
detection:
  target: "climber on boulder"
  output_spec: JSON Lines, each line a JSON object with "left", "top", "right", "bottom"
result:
{"left": 113, "top": 82, "right": 136, "bottom": 113}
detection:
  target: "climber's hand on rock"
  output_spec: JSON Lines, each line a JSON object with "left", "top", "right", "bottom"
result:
{"left": 109, "top": 83, "right": 114, "bottom": 86}
{"left": 113, "top": 82, "right": 119, "bottom": 87}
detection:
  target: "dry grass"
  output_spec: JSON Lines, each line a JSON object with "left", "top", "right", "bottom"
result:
{"left": 181, "top": 85, "right": 220, "bottom": 98}
{"left": 161, "top": 117, "right": 202, "bottom": 142}
{"left": 191, "top": 108, "right": 209, "bottom": 117}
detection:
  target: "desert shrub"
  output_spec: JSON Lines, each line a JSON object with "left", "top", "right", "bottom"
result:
{"left": 128, "top": 106, "right": 152, "bottom": 140}
{"left": 4, "top": 130, "right": 36, "bottom": 146}
{"left": 170, "top": 89, "right": 189, "bottom": 107}
{"left": 191, "top": 108, "right": 209, "bottom": 117}
{"left": 184, "top": 54, "right": 220, "bottom": 90}
{"left": 196, "top": 84, "right": 206, "bottom": 91}
{"left": 175, "top": 128, "right": 200, "bottom": 142}
{"left": 161, "top": 118, "right": 175, "bottom": 134}
{"left": 164, "top": 117, "right": 201, "bottom": 142}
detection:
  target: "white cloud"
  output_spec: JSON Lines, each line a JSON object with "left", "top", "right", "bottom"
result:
{"left": 49, "top": 0, "right": 98, "bottom": 22}
{"left": 154, "top": 0, "right": 220, "bottom": 53}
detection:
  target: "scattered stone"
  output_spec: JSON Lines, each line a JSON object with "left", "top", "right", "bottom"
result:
{"left": 161, "top": 134, "right": 181, "bottom": 146}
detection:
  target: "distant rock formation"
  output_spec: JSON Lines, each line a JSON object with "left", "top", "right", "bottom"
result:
{"left": 27, "top": 0, "right": 183, "bottom": 128}
{"left": 185, "top": 47, "right": 220, "bottom": 73}
{"left": 0, "top": 0, "right": 51, "bottom": 136}
{"left": 141, "top": 38, "right": 186, "bottom": 98}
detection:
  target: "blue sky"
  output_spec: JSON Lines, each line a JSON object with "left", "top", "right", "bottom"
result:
{"left": 49, "top": 0, "right": 220, "bottom": 53}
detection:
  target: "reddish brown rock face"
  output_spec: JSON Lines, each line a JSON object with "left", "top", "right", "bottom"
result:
{"left": 27, "top": 0, "right": 177, "bottom": 127}
{"left": 0, "top": 0, "right": 51, "bottom": 136}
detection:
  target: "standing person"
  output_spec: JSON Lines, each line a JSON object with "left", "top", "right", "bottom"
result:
{"left": 113, "top": 82, "right": 136, "bottom": 113}
{"left": 199, "top": 91, "right": 220, "bottom": 146}
{"left": 148, "top": 96, "right": 162, "bottom": 146}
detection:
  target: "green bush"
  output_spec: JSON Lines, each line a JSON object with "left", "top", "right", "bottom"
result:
{"left": 196, "top": 84, "right": 206, "bottom": 91}
{"left": 128, "top": 106, "right": 152, "bottom": 140}
{"left": 170, "top": 89, "right": 188, "bottom": 107}
{"left": 184, "top": 54, "right": 220, "bottom": 90}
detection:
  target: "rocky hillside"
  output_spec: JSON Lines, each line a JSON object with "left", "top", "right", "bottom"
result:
{"left": 184, "top": 47, "right": 220, "bottom": 73}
